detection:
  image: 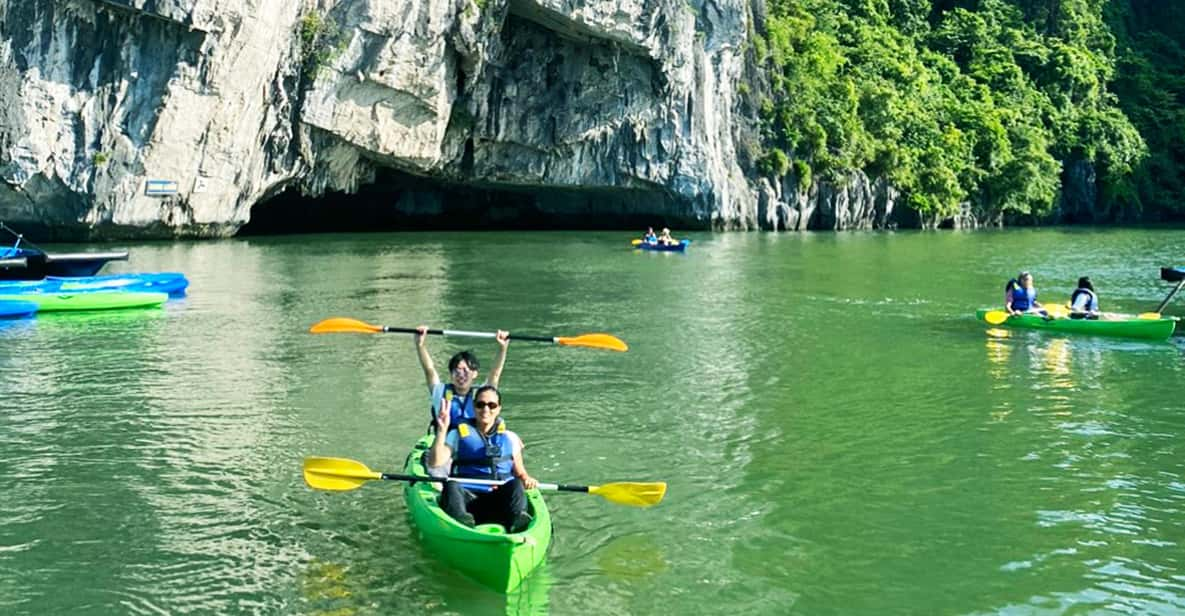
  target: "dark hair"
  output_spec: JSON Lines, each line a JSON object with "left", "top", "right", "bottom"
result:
{"left": 448, "top": 351, "right": 479, "bottom": 372}
{"left": 1077, "top": 276, "right": 1094, "bottom": 292}
{"left": 474, "top": 384, "right": 501, "bottom": 402}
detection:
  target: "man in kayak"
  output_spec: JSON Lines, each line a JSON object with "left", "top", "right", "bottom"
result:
{"left": 415, "top": 325, "right": 509, "bottom": 427}
{"left": 1005, "top": 272, "right": 1047, "bottom": 316}
{"left": 427, "top": 386, "right": 538, "bottom": 532}
{"left": 643, "top": 227, "right": 658, "bottom": 244}
{"left": 1069, "top": 276, "right": 1100, "bottom": 319}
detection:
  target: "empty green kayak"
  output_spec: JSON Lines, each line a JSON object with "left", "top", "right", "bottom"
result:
{"left": 976, "top": 309, "right": 1176, "bottom": 341}
{"left": 0, "top": 291, "right": 168, "bottom": 312}
{"left": 402, "top": 435, "right": 551, "bottom": 593}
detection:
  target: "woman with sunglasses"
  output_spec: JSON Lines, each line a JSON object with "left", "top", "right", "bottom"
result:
{"left": 427, "top": 385, "right": 538, "bottom": 531}
{"left": 415, "top": 325, "right": 509, "bottom": 426}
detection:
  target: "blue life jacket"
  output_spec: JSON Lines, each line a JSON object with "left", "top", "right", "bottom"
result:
{"left": 1070, "top": 288, "right": 1098, "bottom": 313}
{"left": 451, "top": 418, "right": 515, "bottom": 483}
{"left": 431, "top": 384, "right": 475, "bottom": 425}
{"left": 644, "top": 233, "right": 657, "bottom": 244}
{"left": 1010, "top": 285, "right": 1036, "bottom": 311}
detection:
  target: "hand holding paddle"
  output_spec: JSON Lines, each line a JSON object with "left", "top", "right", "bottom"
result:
{"left": 312, "top": 317, "right": 628, "bottom": 352}
{"left": 303, "top": 457, "right": 666, "bottom": 508}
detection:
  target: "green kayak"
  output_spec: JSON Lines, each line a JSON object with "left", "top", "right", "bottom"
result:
{"left": 976, "top": 309, "right": 1176, "bottom": 341}
{"left": 0, "top": 291, "right": 168, "bottom": 312}
{"left": 402, "top": 435, "right": 551, "bottom": 593}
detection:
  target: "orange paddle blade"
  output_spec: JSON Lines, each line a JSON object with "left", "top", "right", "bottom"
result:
{"left": 303, "top": 457, "right": 382, "bottom": 491}
{"left": 588, "top": 482, "right": 667, "bottom": 507}
{"left": 555, "top": 333, "right": 629, "bottom": 352}
{"left": 309, "top": 317, "right": 384, "bottom": 334}
{"left": 983, "top": 310, "right": 1009, "bottom": 325}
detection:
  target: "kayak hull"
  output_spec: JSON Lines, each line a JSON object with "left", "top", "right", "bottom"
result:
{"left": 403, "top": 435, "right": 551, "bottom": 593}
{"left": 976, "top": 309, "right": 1176, "bottom": 341}
{"left": 0, "top": 300, "right": 37, "bottom": 318}
{"left": 0, "top": 273, "right": 188, "bottom": 297}
{"left": 636, "top": 239, "right": 689, "bottom": 252}
{"left": 0, "top": 291, "right": 168, "bottom": 312}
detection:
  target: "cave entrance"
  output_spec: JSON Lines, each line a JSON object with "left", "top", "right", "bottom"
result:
{"left": 239, "top": 168, "right": 676, "bottom": 235}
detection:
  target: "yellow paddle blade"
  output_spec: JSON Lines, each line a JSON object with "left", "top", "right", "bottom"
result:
{"left": 1138, "top": 312, "right": 1162, "bottom": 320}
{"left": 1045, "top": 304, "right": 1068, "bottom": 318}
{"left": 555, "top": 333, "right": 629, "bottom": 352}
{"left": 984, "top": 310, "right": 1009, "bottom": 325}
{"left": 303, "top": 457, "right": 383, "bottom": 491}
{"left": 588, "top": 482, "right": 667, "bottom": 507}
{"left": 631, "top": 239, "right": 643, "bottom": 245}
{"left": 309, "top": 317, "right": 384, "bottom": 334}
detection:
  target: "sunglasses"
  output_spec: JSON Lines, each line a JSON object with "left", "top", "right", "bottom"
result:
{"left": 474, "top": 401, "right": 500, "bottom": 410}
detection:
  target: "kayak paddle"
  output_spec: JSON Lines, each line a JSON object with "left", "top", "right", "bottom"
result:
{"left": 631, "top": 239, "right": 643, "bottom": 245}
{"left": 303, "top": 457, "right": 666, "bottom": 507}
{"left": 309, "top": 317, "right": 628, "bottom": 352}
{"left": 983, "top": 310, "right": 1010, "bottom": 325}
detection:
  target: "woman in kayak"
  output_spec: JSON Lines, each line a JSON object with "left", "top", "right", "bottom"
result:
{"left": 1069, "top": 276, "right": 1100, "bottom": 319}
{"left": 415, "top": 325, "right": 509, "bottom": 426}
{"left": 658, "top": 228, "right": 677, "bottom": 246}
{"left": 642, "top": 227, "right": 658, "bottom": 244}
{"left": 1005, "top": 272, "right": 1046, "bottom": 316}
{"left": 427, "top": 386, "right": 538, "bottom": 532}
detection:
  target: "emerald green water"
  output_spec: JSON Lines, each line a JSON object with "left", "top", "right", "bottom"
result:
{"left": 1, "top": 229, "right": 1183, "bottom": 615}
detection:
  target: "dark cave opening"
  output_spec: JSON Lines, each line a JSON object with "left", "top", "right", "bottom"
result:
{"left": 239, "top": 168, "right": 680, "bottom": 235}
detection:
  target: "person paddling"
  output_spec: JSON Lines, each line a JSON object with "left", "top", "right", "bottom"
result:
{"left": 427, "top": 386, "right": 537, "bottom": 532}
{"left": 658, "top": 228, "right": 677, "bottom": 246}
{"left": 1069, "top": 276, "right": 1100, "bottom": 319}
{"left": 642, "top": 227, "right": 658, "bottom": 244}
{"left": 415, "top": 325, "right": 509, "bottom": 427}
{"left": 1005, "top": 272, "right": 1047, "bottom": 316}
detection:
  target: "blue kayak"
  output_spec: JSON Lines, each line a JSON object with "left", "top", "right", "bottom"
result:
{"left": 0, "top": 272, "right": 188, "bottom": 297}
{"left": 0, "top": 300, "right": 37, "bottom": 318}
{"left": 636, "top": 239, "right": 690, "bottom": 252}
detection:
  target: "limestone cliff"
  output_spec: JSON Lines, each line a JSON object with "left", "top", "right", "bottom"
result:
{"left": 0, "top": 0, "right": 903, "bottom": 238}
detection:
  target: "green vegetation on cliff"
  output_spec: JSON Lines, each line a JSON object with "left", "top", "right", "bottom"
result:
{"left": 752, "top": 0, "right": 1177, "bottom": 222}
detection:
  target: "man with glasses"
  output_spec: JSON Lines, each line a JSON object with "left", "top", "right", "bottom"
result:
{"left": 414, "top": 325, "right": 510, "bottom": 428}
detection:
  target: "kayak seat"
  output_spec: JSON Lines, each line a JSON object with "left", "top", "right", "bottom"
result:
{"left": 475, "top": 524, "right": 506, "bottom": 535}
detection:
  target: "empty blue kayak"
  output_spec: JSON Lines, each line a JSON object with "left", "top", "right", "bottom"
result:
{"left": 0, "top": 272, "right": 188, "bottom": 297}
{"left": 0, "top": 300, "right": 37, "bottom": 318}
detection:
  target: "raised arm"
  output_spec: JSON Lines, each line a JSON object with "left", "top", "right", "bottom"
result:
{"left": 415, "top": 325, "right": 440, "bottom": 391}
{"left": 427, "top": 398, "right": 452, "bottom": 469}
{"left": 486, "top": 330, "right": 510, "bottom": 388}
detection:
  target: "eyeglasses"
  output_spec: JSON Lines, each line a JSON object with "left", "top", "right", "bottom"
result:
{"left": 474, "top": 401, "right": 500, "bottom": 410}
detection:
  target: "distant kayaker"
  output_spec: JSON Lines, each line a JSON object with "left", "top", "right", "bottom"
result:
{"left": 658, "top": 228, "right": 676, "bottom": 246}
{"left": 415, "top": 325, "right": 509, "bottom": 426}
{"left": 1069, "top": 276, "right": 1100, "bottom": 319}
{"left": 643, "top": 227, "right": 658, "bottom": 244}
{"left": 1005, "top": 272, "right": 1047, "bottom": 316}
{"left": 427, "top": 386, "right": 537, "bottom": 532}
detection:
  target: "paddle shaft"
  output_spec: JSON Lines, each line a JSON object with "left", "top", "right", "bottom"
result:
{"left": 379, "top": 326, "right": 557, "bottom": 344}
{"left": 1154, "top": 279, "right": 1185, "bottom": 314}
{"left": 374, "top": 472, "right": 592, "bottom": 492}
{"left": 379, "top": 473, "right": 505, "bottom": 486}
{"left": 0, "top": 222, "right": 46, "bottom": 254}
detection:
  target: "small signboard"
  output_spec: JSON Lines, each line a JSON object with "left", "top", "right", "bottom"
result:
{"left": 145, "top": 179, "right": 178, "bottom": 196}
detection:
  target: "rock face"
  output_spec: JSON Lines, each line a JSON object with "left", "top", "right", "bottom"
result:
{"left": 0, "top": 0, "right": 934, "bottom": 238}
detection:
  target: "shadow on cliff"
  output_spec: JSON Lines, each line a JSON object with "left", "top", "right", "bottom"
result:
{"left": 239, "top": 169, "right": 681, "bottom": 235}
